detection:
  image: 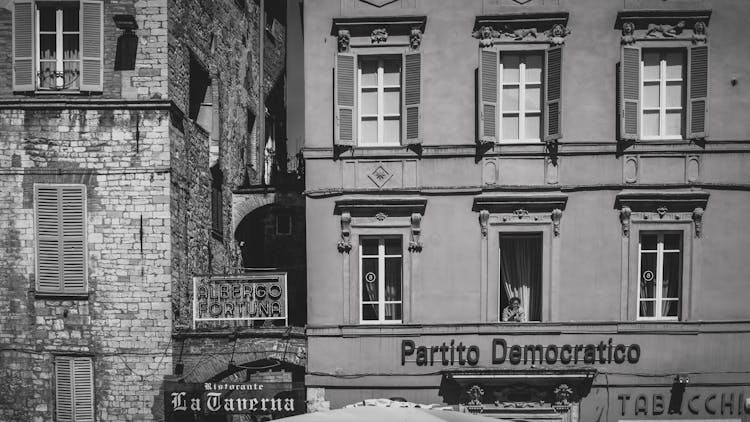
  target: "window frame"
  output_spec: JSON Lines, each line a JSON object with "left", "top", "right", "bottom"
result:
{"left": 356, "top": 54, "right": 402, "bottom": 147}
{"left": 498, "top": 232, "right": 544, "bottom": 322}
{"left": 358, "top": 235, "right": 403, "bottom": 325}
{"left": 54, "top": 355, "right": 95, "bottom": 422}
{"left": 636, "top": 231, "right": 683, "bottom": 320}
{"left": 35, "top": 2, "right": 81, "bottom": 92}
{"left": 498, "top": 51, "right": 544, "bottom": 143}
{"left": 639, "top": 48, "right": 686, "bottom": 141}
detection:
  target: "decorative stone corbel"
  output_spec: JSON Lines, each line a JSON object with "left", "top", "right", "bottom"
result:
{"left": 551, "top": 208, "right": 563, "bottom": 237}
{"left": 621, "top": 21, "right": 636, "bottom": 45}
{"left": 472, "top": 26, "right": 500, "bottom": 47}
{"left": 409, "top": 28, "right": 423, "bottom": 51}
{"left": 479, "top": 209, "right": 490, "bottom": 238}
{"left": 337, "top": 212, "right": 352, "bottom": 253}
{"left": 692, "top": 207, "right": 704, "bottom": 238}
{"left": 620, "top": 206, "right": 632, "bottom": 237}
{"left": 466, "top": 385, "right": 485, "bottom": 414}
{"left": 408, "top": 213, "right": 422, "bottom": 252}
{"left": 656, "top": 206, "right": 668, "bottom": 218}
{"left": 337, "top": 29, "right": 351, "bottom": 52}
{"left": 546, "top": 24, "right": 571, "bottom": 45}
{"left": 553, "top": 384, "right": 574, "bottom": 406}
{"left": 371, "top": 28, "right": 388, "bottom": 44}
{"left": 692, "top": 21, "right": 707, "bottom": 44}
{"left": 513, "top": 209, "right": 529, "bottom": 219}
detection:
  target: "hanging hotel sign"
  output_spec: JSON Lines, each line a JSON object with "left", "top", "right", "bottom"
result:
{"left": 192, "top": 273, "right": 287, "bottom": 327}
{"left": 164, "top": 381, "right": 304, "bottom": 420}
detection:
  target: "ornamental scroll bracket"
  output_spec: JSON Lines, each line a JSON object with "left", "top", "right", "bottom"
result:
{"left": 337, "top": 212, "right": 352, "bottom": 253}
{"left": 479, "top": 209, "right": 490, "bottom": 238}
{"left": 620, "top": 206, "right": 632, "bottom": 238}
{"left": 409, "top": 213, "right": 423, "bottom": 252}
{"left": 551, "top": 208, "right": 563, "bottom": 237}
{"left": 692, "top": 207, "right": 704, "bottom": 238}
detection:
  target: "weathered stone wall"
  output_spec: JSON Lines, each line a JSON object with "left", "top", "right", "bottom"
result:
{"left": 0, "top": 107, "right": 173, "bottom": 421}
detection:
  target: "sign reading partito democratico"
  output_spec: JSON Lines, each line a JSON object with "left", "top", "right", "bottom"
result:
{"left": 164, "top": 381, "right": 305, "bottom": 420}
{"left": 193, "top": 274, "right": 287, "bottom": 327}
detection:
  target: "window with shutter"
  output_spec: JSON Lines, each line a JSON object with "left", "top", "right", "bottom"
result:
{"left": 55, "top": 356, "right": 94, "bottom": 422}
{"left": 12, "top": 0, "right": 35, "bottom": 91}
{"left": 357, "top": 55, "right": 402, "bottom": 146}
{"left": 478, "top": 48, "right": 498, "bottom": 144}
{"left": 80, "top": 0, "right": 103, "bottom": 91}
{"left": 35, "top": 184, "right": 87, "bottom": 295}
{"left": 335, "top": 52, "right": 357, "bottom": 146}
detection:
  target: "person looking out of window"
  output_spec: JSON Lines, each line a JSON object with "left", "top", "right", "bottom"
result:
{"left": 502, "top": 297, "right": 527, "bottom": 322}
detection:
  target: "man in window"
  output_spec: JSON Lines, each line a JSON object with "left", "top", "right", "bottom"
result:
{"left": 502, "top": 297, "right": 527, "bottom": 322}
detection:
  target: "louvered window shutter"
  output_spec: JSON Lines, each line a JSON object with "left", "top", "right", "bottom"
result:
{"left": 335, "top": 52, "right": 357, "bottom": 146}
{"left": 619, "top": 45, "right": 641, "bottom": 141}
{"left": 12, "top": 0, "right": 35, "bottom": 91}
{"left": 56, "top": 357, "right": 94, "bottom": 422}
{"left": 687, "top": 45, "right": 709, "bottom": 139}
{"left": 35, "top": 185, "right": 87, "bottom": 294}
{"left": 80, "top": 0, "right": 104, "bottom": 91}
{"left": 478, "top": 48, "right": 498, "bottom": 144}
{"left": 402, "top": 51, "right": 422, "bottom": 145}
{"left": 544, "top": 46, "right": 563, "bottom": 142}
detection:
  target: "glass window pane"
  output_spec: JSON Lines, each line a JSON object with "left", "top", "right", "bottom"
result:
{"left": 38, "top": 62, "right": 58, "bottom": 89}
{"left": 501, "top": 54, "right": 520, "bottom": 83}
{"left": 39, "top": 7, "right": 56, "bottom": 32}
{"left": 643, "top": 110, "right": 660, "bottom": 137}
{"left": 63, "top": 35, "right": 79, "bottom": 60}
{"left": 643, "top": 82, "right": 660, "bottom": 109}
{"left": 385, "top": 238, "right": 401, "bottom": 256}
{"left": 362, "top": 304, "right": 378, "bottom": 321}
{"left": 361, "top": 239, "right": 378, "bottom": 255}
{"left": 640, "top": 252, "right": 657, "bottom": 299}
{"left": 361, "top": 257, "right": 378, "bottom": 301}
{"left": 360, "top": 118, "right": 377, "bottom": 144}
{"left": 63, "top": 61, "right": 80, "bottom": 90}
{"left": 662, "top": 252, "right": 681, "bottom": 299}
{"left": 665, "top": 51, "right": 684, "bottom": 79}
{"left": 502, "top": 115, "right": 519, "bottom": 140}
{"left": 383, "top": 89, "right": 400, "bottom": 115}
{"left": 665, "top": 110, "right": 683, "bottom": 137}
{"left": 525, "top": 85, "right": 541, "bottom": 111}
{"left": 360, "top": 59, "right": 378, "bottom": 87}
{"left": 40, "top": 34, "right": 57, "bottom": 60}
{"left": 63, "top": 7, "right": 79, "bottom": 32}
{"left": 664, "top": 234, "right": 681, "bottom": 251}
{"left": 384, "top": 303, "right": 402, "bottom": 321}
{"left": 663, "top": 300, "right": 679, "bottom": 317}
{"left": 385, "top": 257, "right": 402, "bottom": 301}
{"left": 639, "top": 300, "right": 655, "bottom": 318}
{"left": 524, "top": 114, "right": 540, "bottom": 140}
{"left": 383, "top": 59, "right": 401, "bottom": 86}
{"left": 666, "top": 81, "right": 683, "bottom": 108}
{"left": 361, "top": 90, "right": 377, "bottom": 115}
{"left": 383, "top": 118, "right": 400, "bottom": 144}
{"left": 502, "top": 86, "right": 519, "bottom": 112}
{"left": 641, "top": 234, "right": 658, "bottom": 251}
{"left": 643, "top": 52, "right": 660, "bottom": 80}
{"left": 525, "top": 54, "right": 542, "bottom": 83}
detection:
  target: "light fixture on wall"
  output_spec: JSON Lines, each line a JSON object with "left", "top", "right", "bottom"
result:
{"left": 113, "top": 15, "right": 139, "bottom": 71}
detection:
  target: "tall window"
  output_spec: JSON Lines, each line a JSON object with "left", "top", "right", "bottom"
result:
{"left": 55, "top": 356, "right": 94, "bottom": 422}
{"left": 500, "top": 53, "right": 543, "bottom": 142}
{"left": 638, "top": 232, "right": 682, "bottom": 320}
{"left": 499, "top": 234, "right": 542, "bottom": 322}
{"left": 358, "top": 56, "right": 401, "bottom": 145}
{"left": 641, "top": 50, "right": 685, "bottom": 140}
{"left": 210, "top": 166, "right": 223, "bottom": 240}
{"left": 37, "top": 3, "right": 80, "bottom": 90}
{"left": 360, "top": 237, "right": 402, "bottom": 323}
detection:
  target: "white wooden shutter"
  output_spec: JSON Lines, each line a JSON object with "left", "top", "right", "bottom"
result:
{"left": 55, "top": 357, "right": 74, "bottom": 422}
{"left": 687, "top": 45, "right": 709, "bottom": 139}
{"left": 402, "top": 51, "right": 422, "bottom": 145}
{"left": 544, "top": 46, "right": 563, "bottom": 142}
{"left": 619, "top": 45, "right": 641, "bottom": 141}
{"left": 80, "top": 0, "right": 104, "bottom": 91}
{"left": 334, "top": 52, "right": 357, "bottom": 146}
{"left": 12, "top": 0, "right": 35, "bottom": 91}
{"left": 35, "top": 185, "right": 87, "bottom": 294}
{"left": 478, "top": 48, "right": 498, "bottom": 144}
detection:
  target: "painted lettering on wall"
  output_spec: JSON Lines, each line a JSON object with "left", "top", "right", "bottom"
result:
{"left": 401, "top": 338, "right": 641, "bottom": 366}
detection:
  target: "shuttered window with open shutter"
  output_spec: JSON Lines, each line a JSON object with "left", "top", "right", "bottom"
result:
{"left": 56, "top": 356, "right": 94, "bottom": 422}
{"left": 619, "top": 45, "right": 641, "bottom": 141}
{"left": 687, "top": 45, "right": 708, "bottom": 139}
{"left": 80, "top": 0, "right": 103, "bottom": 91}
{"left": 335, "top": 52, "right": 357, "bottom": 146}
{"left": 35, "top": 185, "right": 87, "bottom": 294}
{"left": 478, "top": 48, "right": 498, "bottom": 144}
{"left": 544, "top": 46, "right": 563, "bottom": 142}
{"left": 402, "top": 51, "right": 422, "bottom": 145}
{"left": 12, "top": 0, "right": 35, "bottom": 91}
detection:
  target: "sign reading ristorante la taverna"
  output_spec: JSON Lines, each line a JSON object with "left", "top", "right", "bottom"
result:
{"left": 192, "top": 273, "right": 287, "bottom": 326}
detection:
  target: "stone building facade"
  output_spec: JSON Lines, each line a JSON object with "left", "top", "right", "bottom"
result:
{"left": 0, "top": 0, "right": 303, "bottom": 421}
{"left": 301, "top": 0, "right": 750, "bottom": 420}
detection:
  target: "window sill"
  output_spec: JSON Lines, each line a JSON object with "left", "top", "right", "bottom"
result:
{"left": 33, "top": 291, "right": 90, "bottom": 300}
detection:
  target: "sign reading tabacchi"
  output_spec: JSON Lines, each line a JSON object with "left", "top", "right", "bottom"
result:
{"left": 193, "top": 274, "right": 287, "bottom": 326}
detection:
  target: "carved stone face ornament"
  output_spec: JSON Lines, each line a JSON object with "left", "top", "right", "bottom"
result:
{"left": 409, "top": 28, "right": 422, "bottom": 50}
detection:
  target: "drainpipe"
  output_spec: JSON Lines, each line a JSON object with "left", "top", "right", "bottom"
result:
{"left": 258, "top": 0, "right": 265, "bottom": 186}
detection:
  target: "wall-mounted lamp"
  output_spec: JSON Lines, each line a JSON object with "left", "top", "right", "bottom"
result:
{"left": 113, "top": 15, "right": 139, "bottom": 71}
{"left": 674, "top": 374, "right": 690, "bottom": 384}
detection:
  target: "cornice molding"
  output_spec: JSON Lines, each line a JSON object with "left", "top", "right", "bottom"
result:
{"left": 614, "top": 190, "right": 709, "bottom": 213}
{"left": 334, "top": 195, "right": 427, "bottom": 216}
{"left": 0, "top": 98, "right": 174, "bottom": 110}
{"left": 473, "top": 192, "right": 568, "bottom": 213}
{"left": 331, "top": 15, "right": 427, "bottom": 38}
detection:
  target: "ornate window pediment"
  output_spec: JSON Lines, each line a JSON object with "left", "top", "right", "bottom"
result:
{"left": 473, "top": 192, "right": 567, "bottom": 237}
{"left": 615, "top": 190, "right": 709, "bottom": 238}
